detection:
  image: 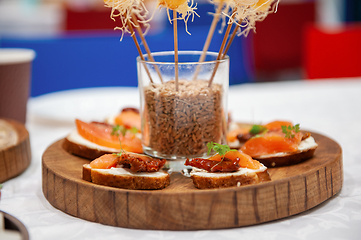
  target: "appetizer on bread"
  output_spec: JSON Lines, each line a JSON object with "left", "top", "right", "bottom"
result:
{"left": 227, "top": 120, "right": 294, "bottom": 148}
{"left": 105, "top": 107, "right": 141, "bottom": 130}
{"left": 83, "top": 152, "right": 170, "bottom": 190}
{"left": 240, "top": 121, "right": 318, "bottom": 167}
{"left": 63, "top": 109, "right": 143, "bottom": 159}
{"left": 184, "top": 143, "right": 271, "bottom": 189}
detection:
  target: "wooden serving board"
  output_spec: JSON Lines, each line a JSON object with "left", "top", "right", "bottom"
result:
{"left": 0, "top": 118, "right": 31, "bottom": 183}
{"left": 42, "top": 132, "right": 342, "bottom": 230}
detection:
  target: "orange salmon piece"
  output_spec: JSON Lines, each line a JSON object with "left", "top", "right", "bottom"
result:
{"left": 76, "top": 119, "right": 143, "bottom": 153}
{"left": 241, "top": 131, "right": 303, "bottom": 157}
{"left": 114, "top": 110, "right": 141, "bottom": 131}
{"left": 209, "top": 150, "right": 263, "bottom": 170}
{"left": 265, "top": 120, "right": 293, "bottom": 132}
{"left": 90, "top": 154, "right": 119, "bottom": 169}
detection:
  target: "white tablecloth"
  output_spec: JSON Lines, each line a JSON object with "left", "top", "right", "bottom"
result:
{"left": 1, "top": 78, "right": 361, "bottom": 240}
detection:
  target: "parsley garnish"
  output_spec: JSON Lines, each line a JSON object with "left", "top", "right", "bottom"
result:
{"left": 111, "top": 125, "right": 138, "bottom": 156}
{"left": 249, "top": 125, "right": 267, "bottom": 135}
{"left": 207, "top": 142, "right": 237, "bottom": 171}
{"left": 129, "top": 126, "right": 138, "bottom": 134}
{"left": 111, "top": 125, "right": 138, "bottom": 137}
{"left": 207, "top": 142, "right": 236, "bottom": 157}
{"left": 281, "top": 124, "right": 300, "bottom": 138}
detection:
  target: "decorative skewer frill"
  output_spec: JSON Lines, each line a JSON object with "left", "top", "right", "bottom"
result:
{"left": 207, "top": 0, "right": 280, "bottom": 86}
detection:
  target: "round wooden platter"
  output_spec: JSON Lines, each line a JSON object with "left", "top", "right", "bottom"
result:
{"left": 42, "top": 132, "right": 343, "bottom": 230}
{"left": 0, "top": 118, "right": 31, "bottom": 183}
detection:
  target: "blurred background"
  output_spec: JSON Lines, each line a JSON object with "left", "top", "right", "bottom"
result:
{"left": 0, "top": 0, "right": 360, "bottom": 97}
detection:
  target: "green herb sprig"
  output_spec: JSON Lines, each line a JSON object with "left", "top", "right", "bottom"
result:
{"left": 111, "top": 125, "right": 138, "bottom": 156}
{"left": 207, "top": 142, "right": 236, "bottom": 157}
{"left": 281, "top": 124, "right": 300, "bottom": 138}
{"left": 249, "top": 124, "right": 267, "bottom": 135}
{"left": 111, "top": 125, "right": 138, "bottom": 137}
{"left": 207, "top": 142, "right": 237, "bottom": 171}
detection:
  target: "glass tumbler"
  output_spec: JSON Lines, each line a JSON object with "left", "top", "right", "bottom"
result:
{"left": 137, "top": 51, "right": 229, "bottom": 160}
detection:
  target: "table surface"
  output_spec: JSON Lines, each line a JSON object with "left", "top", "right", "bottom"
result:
{"left": 1, "top": 78, "right": 361, "bottom": 240}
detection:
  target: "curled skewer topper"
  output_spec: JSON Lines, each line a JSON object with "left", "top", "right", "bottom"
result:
{"left": 208, "top": 0, "right": 235, "bottom": 34}
{"left": 230, "top": 0, "right": 280, "bottom": 36}
{"left": 157, "top": 0, "right": 199, "bottom": 34}
{"left": 104, "top": 0, "right": 150, "bottom": 40}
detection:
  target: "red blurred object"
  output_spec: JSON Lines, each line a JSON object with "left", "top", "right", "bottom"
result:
{"left": 65, "top": 7, "right": 119, "bottom": 31}
{"left": 304, "top": 24, "right": 361, "bottom": 79}
{"left": 252, "top": 2, "right": 315, "bottom": 79}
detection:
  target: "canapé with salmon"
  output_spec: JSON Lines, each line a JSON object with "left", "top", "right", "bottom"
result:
{"left": 184, "top": 143, "right": 271, "bottom": 189}
{"left": 83, "top": 152, "right": 170, "bottom": 190}
{"left": 239, "top": 121, "right": 318, "bottom": 167}
{"left": 63, "top": 108, "right": 142, "bottom": 159}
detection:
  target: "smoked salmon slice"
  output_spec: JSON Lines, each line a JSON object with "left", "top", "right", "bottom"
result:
{"left": 89, "top": 152, "right": 166, "bottom": 172}
{"left": 89, "top": 154, "right": 118, "bottom": 169}
{"left": 241, "top": 130, "right": 303, "bottom": 157}
{"left": 264, "top": 120, "right": 293, "bottom": 132}
{"left": 76, "top": 119, "right": 143, "bottom": 153}
{"left": 114, "top": 108, "right": 141, "bottom": 131}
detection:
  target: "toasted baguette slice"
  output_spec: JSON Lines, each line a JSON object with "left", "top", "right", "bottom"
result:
{"left": 189, "top": 165, "right": 271, "bottom": 189}
{"left": 254, "top": 136, "right": 318, "bottom": 167}
{"left": 63, "top": 129, "right": 120, "bottom": 160}
{"left": 83, "top": 164, "right": 170, "bottom": 190}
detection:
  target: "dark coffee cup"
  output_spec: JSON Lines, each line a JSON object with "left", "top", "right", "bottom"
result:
{"left": 0, "top": 49, "right": 35, "bottom": 124}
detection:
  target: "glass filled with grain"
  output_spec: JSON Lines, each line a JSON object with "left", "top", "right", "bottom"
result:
{"left": 137, "top": 51, "right": 229, "bottom": 160}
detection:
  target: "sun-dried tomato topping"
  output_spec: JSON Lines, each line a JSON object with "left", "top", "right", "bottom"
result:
{"left": 301, "top": 132, "right": 311, "bottom": 140}
{"left": 121, "top": 107, "right": 140, "bottom": 114}
{"left": 185, "top": 157, "right": 240, "bottom": 172}
{"left": 236, "top": 132, "right": 254, "bottom": 143}
{"left": 118, "top": 152, "right": 166, "bottom": 172}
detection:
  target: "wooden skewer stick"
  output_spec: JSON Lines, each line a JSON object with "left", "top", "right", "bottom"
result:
{"left": 208, "top": 20, "right": 233, "bottom": 87}
{"left": 127, "top": 20, "right": 154, "bottom": 83}
{"left": 131, "top": 12, "right": 164, "bottom": 83}
{"left": 222, "top": 21, "right": 241, "bottom": 59}
{"left": 192, "top": 1, "right": 224, "bottom": 81}
{"left": 173, "top": 10, "right": 179, "bottom": 91}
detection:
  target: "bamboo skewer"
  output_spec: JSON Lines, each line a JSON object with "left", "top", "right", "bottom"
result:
{"left": 208, "top": 20, "right": 233, "bottom": 87}
{"left": 222, "top": 21, "right": 240, "bottom": 58}
{"left": 192, "top": 1, "right": 224, "bottom": 81}
{"left": 131, "top": 12, "right": 164, "bottom": 83}
{"left": 173, "top": 10, "right": 179, "bottom": 91}
{"left": 127, "top": 20, "right": 154, "bottom": 83}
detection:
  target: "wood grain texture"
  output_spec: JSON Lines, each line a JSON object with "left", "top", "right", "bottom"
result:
{"left": 42, "top": 132, "right": 343, "bottom": 230}
{"left": 0, "top": 118, "right": 31, "bottom": 183}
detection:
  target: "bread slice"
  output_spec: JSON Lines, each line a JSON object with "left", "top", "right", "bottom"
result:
{"left": 189, "top": 165, "right": 271, "bottom": 189}
{"left": 63, "top": 129, "right": 120, "bottom": 160}
{"left": 83, "top": 164, "right": 170, "bottom": 190}
{"left": 254, "top": 136, "right": 318, "bottom": 167}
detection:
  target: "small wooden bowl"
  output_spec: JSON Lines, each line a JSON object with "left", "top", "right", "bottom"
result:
{"left": 1, "top": 211, "right": 29, "bottom": 240}
{"left": 0, "top": 118, "right": 31, "bottom": 183}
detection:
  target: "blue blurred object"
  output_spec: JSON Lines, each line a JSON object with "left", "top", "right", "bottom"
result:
{"left": 0, "top": 24, "right": 253, "bottom": 97}
{"left": 345, "top": 0, "right": 361, "bottom": 22}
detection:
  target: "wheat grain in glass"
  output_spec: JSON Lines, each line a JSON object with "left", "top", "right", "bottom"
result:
{"left": 137, "top": 51, "right": 229, "bottom": 160}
